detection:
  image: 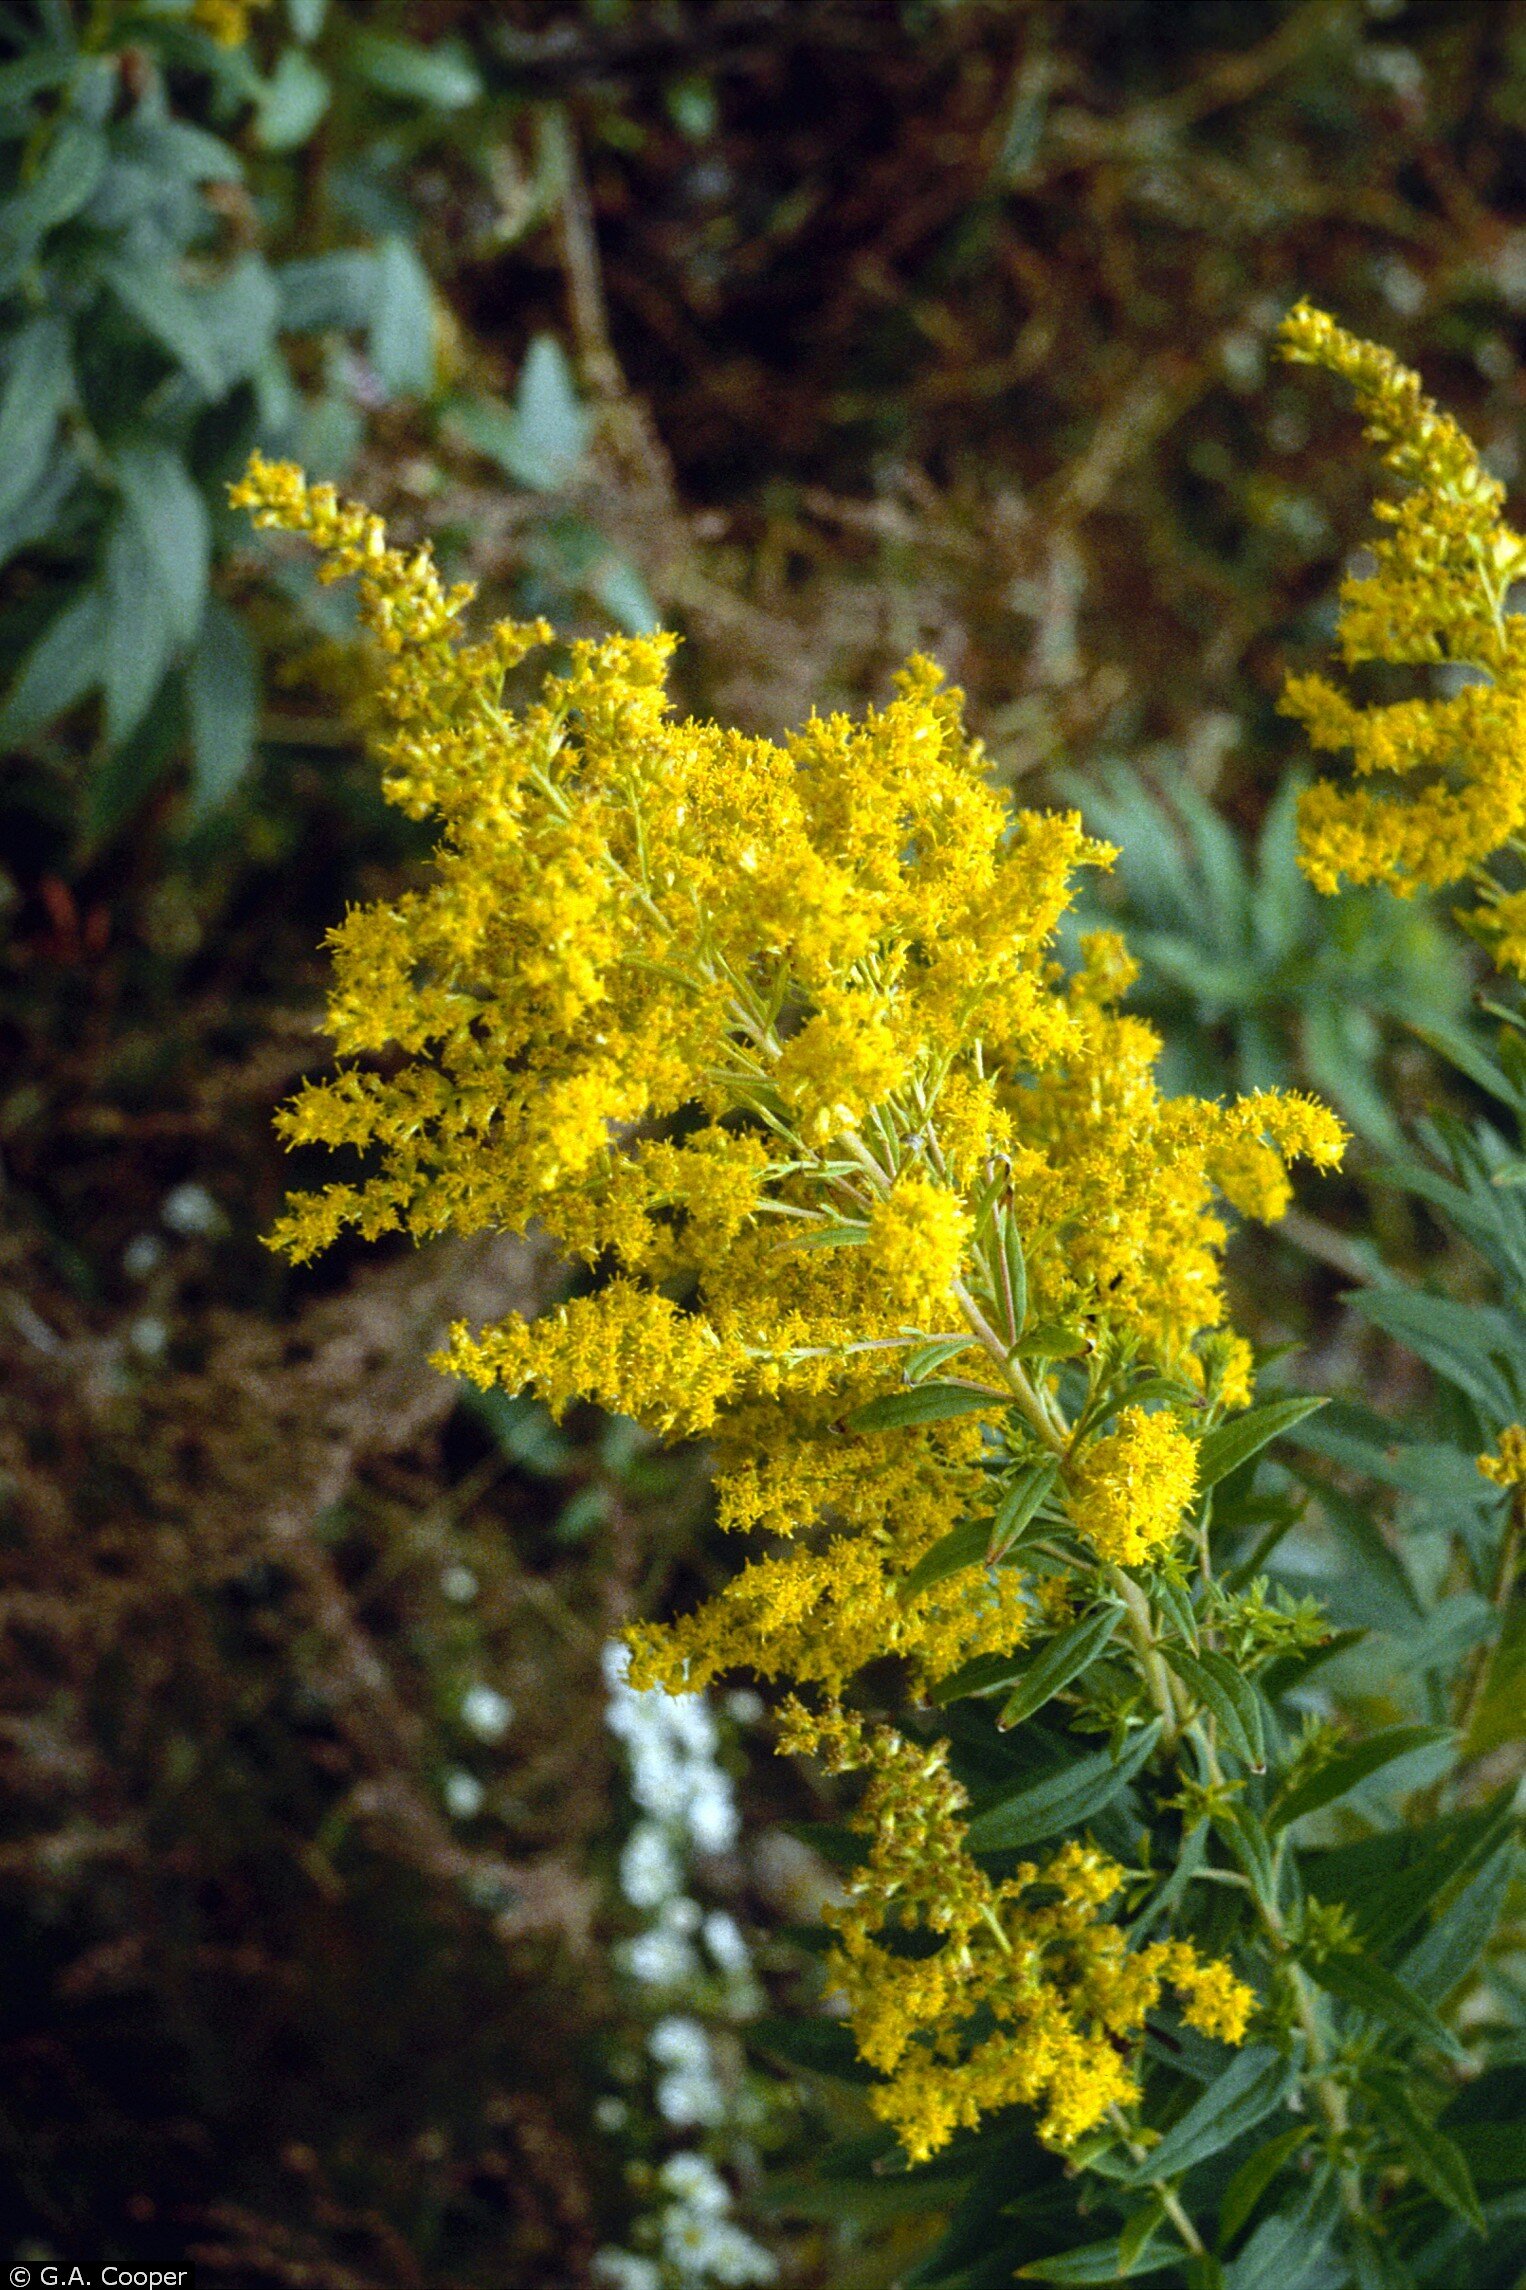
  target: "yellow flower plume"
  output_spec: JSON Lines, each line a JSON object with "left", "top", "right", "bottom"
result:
{"left": 236, "top": 452, "right": 1334, "bottom": 2157}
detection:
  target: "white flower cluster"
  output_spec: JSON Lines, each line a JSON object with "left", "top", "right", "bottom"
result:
{"left": 594, "top": 2156, "right": 776, "bottom": 2290}
{"left": 603, "top": 1643, "right": 739, "bottom": 1854}
{"left": 595, "top": 1645, "right": 775, "bottom": 2290}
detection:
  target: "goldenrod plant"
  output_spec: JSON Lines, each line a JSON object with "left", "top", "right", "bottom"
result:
{"left": 1280, "top": 302, "right": 1526, "bottom": 979}
{"left": 238, "top": 377, "right": 1522, "bottom": 2284}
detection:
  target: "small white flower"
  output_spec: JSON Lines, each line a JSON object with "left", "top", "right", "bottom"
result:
{"left": 591, "top": 2251, "right": 661, "bottom": 2290}
{"left": 460, "top": 1684, "right": 514, "bottom": 1741}
{"left": 161, "top": 1181, "right": 227, "bottom": 1239}
{"left": 443, "top": 1770, "right": 484, "bottom": 1820}
{"left": 702, "top": 1909, "right": 751, "bottom": 1976}
{"left": 621, "top": 1926, "right": 698, "bottom": 1987}
{"left": 649, "top": 2014, "right": 710, "bottom": 2071}
{"left": 440, "top": 1563, "right": 478, "bottom": 1604}
{"left": 620, "top": 1821, "right": 681, "bottom": 1908}
{"left": 658, "top": 2151, "right": 729, "bottom": 2210}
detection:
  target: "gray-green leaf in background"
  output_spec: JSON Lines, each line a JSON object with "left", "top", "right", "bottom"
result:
{"left": 187, "top": 598, "right": 260, "bottom": 817}
{"left": 0, "top": 314, "right": 71, "bottom": 519}
{"left": 113, "top": 439, "right": 210, "bottom": 646}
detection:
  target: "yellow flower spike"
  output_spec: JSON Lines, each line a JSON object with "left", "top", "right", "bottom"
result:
{"left": 242, "top": 457, "right": 1338, "bottom": 2158}
{"left": 1278, "top": 304, "right": 1526, "bottom": 942}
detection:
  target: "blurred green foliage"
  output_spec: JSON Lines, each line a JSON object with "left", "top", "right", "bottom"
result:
{"left": 1069, "top": 765, "right": 1471, "bottom": 1150}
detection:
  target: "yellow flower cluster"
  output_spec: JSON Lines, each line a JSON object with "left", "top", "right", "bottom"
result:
{"left": 1278, "top": 304, "right": 1526, "bottom": 966}
{"left": 237, "top": 454, "right": 1330, "bottom": 2152}
{"left": 781, "top": 1702, "right": 1254, "bottom": 2163}
{"left": 1478, "top": 1424, "right": 1526, "bottom": 1488}
{"left": 190, "top": 0, "right": 271, "bottom": 43}
{"left": 1067, "top": 1405, "right": 1200, "bottom": 1566}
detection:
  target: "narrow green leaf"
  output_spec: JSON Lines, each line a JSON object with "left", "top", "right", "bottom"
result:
{"left": 1217, "top": 2125, "right": 1311, "bottom": 2248}
{"left": 0, "top": 582, "right": 102, "bottom": 742}
{"left": 749, "top": 2013, "right": 873, "bottom": 2083}
{"left": 905, "top": 1338, "right": 976, "bottom": 1383}
{"left": 1011, "top": 1321, "right": 1089, "bottom": 1360}
{"left": 1304, "top": 1791, "right": 1516, "bottom": 1954}
{"left": 781, "top": 1220, "right": 870, "bottom": 1249}
{"left": 1197, "top": 1397, "right": 1327, "bottom": 1493}
{"left": 1018, "top": 2235, "right": 1180, "bottom": 2281}
{"left": 1367, "top": 2078, "right": 1485, "bottom": 2233}
{"left": 1216, "top": 1803, "right": 1277, "bottom": 1912}
{"left": 1305, "top": 1954, "right": 1466, "bottom": 2063}
{"left": 928, "top": 1649, "right": 1027, "bottom": 1705}
{"left": 966, "top": 1720, "right": 1161, "bottom": 1855}
{"left": 0, "top": 315, "right": 71, "bottom": 520}
{"left": 988, "top": 1458, "right": 1061, "bottom": 1559}
{"left": 997, "top": 1607, "right": 1123, "bottom": 1730}
{"left": 849, "top": 1383, "right": 1003, "bottom": 1432}
{"left": 1000, "top": 1209, "right": 1028, "bottom": 1336}
{"left": 1224, "top": 2211, "right": 1339, "bottom": 2290}
{"left": 187, "top": 598, "right": 259, "bottom": 817}
{"left": 1161, "top": 1645, "right": 1265, "bottom": 1769}
{"left": 898, "top": 1518, "right": 991, "bottom": 1603}
{"left": 1269, "top": 1725, "right": 1451, "bottom": 1832}
{"left": 1148, "top": 1569, "right": 1199, "bottom": 1649}
{"left": 1399, "top": 1841, "right": 1516, "bottom": 2006}
{"left": 1129, "top": 2047, "right": 1294, "bottom": 2185}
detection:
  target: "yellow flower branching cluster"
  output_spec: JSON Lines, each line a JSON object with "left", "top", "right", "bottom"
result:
{"left": 1279, "top": 303, "right": 1526, "bottom": 972}
{"left": 236, "top": 453, "right": 1337, "bottom": 2155}
{"left": 779, "top": 1701, "right": 1252, "bottom": 2162}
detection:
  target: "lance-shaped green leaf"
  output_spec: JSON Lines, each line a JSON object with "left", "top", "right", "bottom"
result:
{"left": 1196, "top": 1396, "right": 1327, "bottom": 1493}
{"left": 1304, "top": 1954, "right": 1466, "bottom": 2063}
{"left": 1011, "top": 1321, "right": 1089, "bottom": 1361}
{"left": 904, "top": 1336, "right": 975, "bottom": 1383}
{"left": 849, "top": 1382, "right": 1004, "bottom": 1432}
{"left": 1126, "top": 2047, "right": 1295, "bottom": 2186}
{"left": 988, "top": 1458, "right": 1061, "bottom": 1560}
{"left": 781, "top": 1219, "right": 870, "bottom": 1248}
{"left": 1162, "top": 1645, "right": 1265, "bottom": 1769}
{"left": 1217, "top": 2125, "right": 1312, "bottom": 2248}
{"left": 966, "top": 1720, "right": 1161, "bottom": 1855}
{"left": 928, "top": 1648, "right": 1026, "bottom": 1704}
{"left": 898, "top": 1517, "right": 991, "bottom": 1602}
{"left": 1224, "top": 2211, "right": 1339, "bottom": 2290}
{"left": 1018, "top": 2232, "right": 1180, "bottom": 2280}
{"left": 749, "top": 2014, "right": 874, "bottom": 2084}
{"left": 1148, "top": 1569, "right": 1199, "bottom": 1649}
{"left": 1269, "top": 1725, "right": 1451, "bottom": 1832}
{"left": 996, "top": 1606, "right": 1123, "bottom": 1730}
{"left": 0, "top": 315, "right": 71, "bottom": 521}
{"left": 1367, "top": 2077, "right": 1485, "bottom": 2233}
{"left": 1305, "top": 1790, "right": 1516, "bottom": 1954}
{"left": 1399, "top": 1840, "right": 1517, "bottom": 2006}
